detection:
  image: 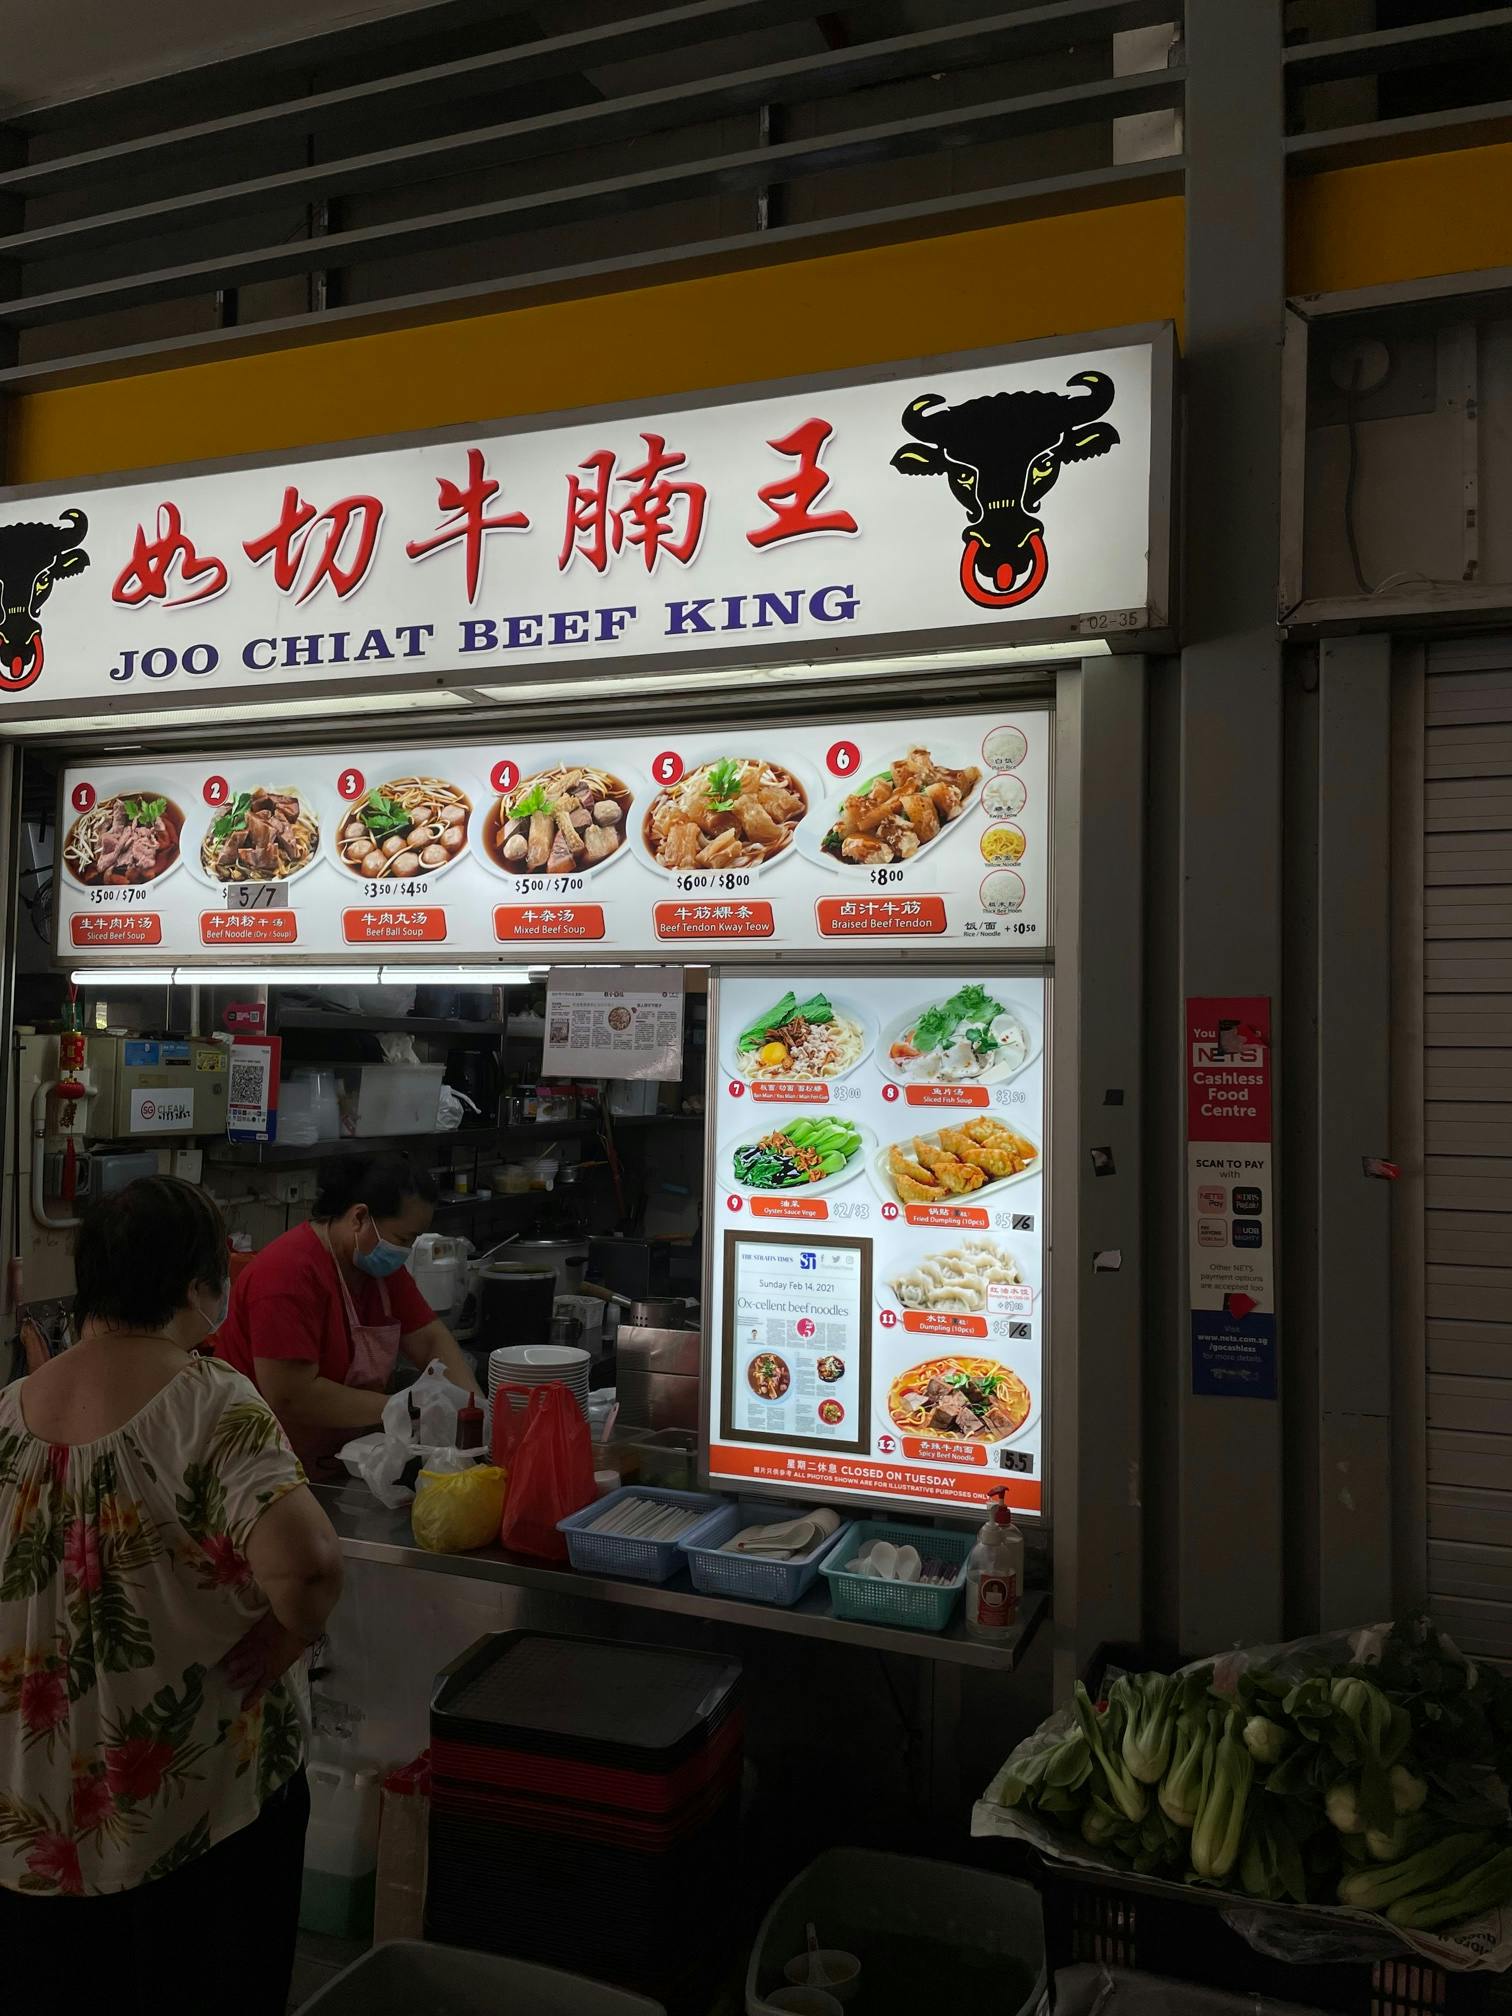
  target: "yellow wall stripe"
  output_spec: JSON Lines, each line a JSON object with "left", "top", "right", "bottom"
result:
{"left": 8, "top": 200, "right": 1184, "bottom": 485}
{"left": 1287, "top": 139, "right": 1512, "bottom": 297}
{"left": 10, "top": 140, "right": 1512, "bottom": 488}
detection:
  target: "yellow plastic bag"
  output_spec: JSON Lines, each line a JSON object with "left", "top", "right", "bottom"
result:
{"left": 410, "top": 1464, "right": 507, "bottom": 1553}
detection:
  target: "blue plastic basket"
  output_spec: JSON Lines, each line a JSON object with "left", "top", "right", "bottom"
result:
{"left": 678, "top": 1499, "right": 855, "bottom": 1608}
{"left": 818, "top": 1519, "right": 974, "bottom": 1632}
{"left": 557, "top": 1486, "right": 726, "bottom": 1584}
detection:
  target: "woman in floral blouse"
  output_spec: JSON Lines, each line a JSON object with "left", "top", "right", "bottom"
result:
{"left": 0, "top": 1176, "right": 343, "bottom": 2013}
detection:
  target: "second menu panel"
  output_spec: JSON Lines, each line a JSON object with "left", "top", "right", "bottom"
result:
{"left": 705, "top": 967, "right": 1048, "bottom": 1516}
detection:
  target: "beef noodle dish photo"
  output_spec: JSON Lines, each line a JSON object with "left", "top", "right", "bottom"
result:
{"left": 202, "top": 787, "right": 319, "bottom": 883}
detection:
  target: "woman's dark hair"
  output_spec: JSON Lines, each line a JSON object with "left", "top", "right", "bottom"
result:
{"left": 312, "top": 1151, "right": 437, "bottom": 1224}
{"left": 73, "top": 1176, "right": 228, "bottom": 1331}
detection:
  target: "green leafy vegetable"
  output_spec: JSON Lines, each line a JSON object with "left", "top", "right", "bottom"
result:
{"left": 1073, "top": 1683, "right": 1147, "bottom": 1826}
{"left": 507, "top": 781, "right": 552, "bottom": 821}
{"left": 705, "top": 757, "right": 744, "bottom": 813}
{"left": 361, "top": 789, "right": 413, "bottom": 838}
{"left": 1191, "top": 1709, "right": 1252, "bottom": 1881}
{"left": 739, "top": 992, "right": 797, "bottom": 1050}
{"left": 125, "top": 796, "right": 168, "bottom": 827}
{"left": 211, "top": 792, "right": 253, "bottom": 842}
{"left": 910, "top": 982, "right": 1004, "bottom": 1056}
{"left": 1119, "top": 1671, "right": 1179, "bottom": 1786}
{"left": 793, "top": 993, "right": 835, "bottom": 1027}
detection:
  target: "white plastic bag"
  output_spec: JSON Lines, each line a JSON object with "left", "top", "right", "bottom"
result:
{"left": 382, "top": 1360, "right": 469, "bottom": 1448}
{"left": 337, "top": 1361, "right": 472, "bottom": 1507}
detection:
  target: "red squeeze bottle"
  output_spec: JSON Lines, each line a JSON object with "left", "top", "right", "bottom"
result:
{"left": 457, "top": 1392, "right": 484, "bottom": 1452}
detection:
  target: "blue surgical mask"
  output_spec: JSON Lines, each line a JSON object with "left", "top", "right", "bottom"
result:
{"left": 354, "top": 1218, "right": 411, "bottom": 1279}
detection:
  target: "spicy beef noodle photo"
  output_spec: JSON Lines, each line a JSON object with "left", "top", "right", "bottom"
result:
{"left": 63, "top": 792, "right": 184, "bottom": 888}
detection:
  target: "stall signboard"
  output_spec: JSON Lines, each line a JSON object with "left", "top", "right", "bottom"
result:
{"left": 705, "top": 969, "right": 1047, "bottom": 1517}
{"left": 1186, "top": 996, "right": 1276, "bottom": 1400}
{"left": 57, "top": 708, "right": 1049, "bottom": 962}
{"left": 0, "top": 334, "right": 1163, "bottom": 717}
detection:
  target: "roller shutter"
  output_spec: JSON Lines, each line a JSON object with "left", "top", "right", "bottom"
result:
{"left": 1422, "top": 642, "right": 1512, "bottom": 1662}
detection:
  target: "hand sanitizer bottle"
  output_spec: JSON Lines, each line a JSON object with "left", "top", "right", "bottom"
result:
{"left": 964, "top": 1488, "right": 1024, "bottom": 1642}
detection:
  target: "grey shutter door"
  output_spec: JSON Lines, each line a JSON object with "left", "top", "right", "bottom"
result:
{"left": 1423, "top": 642, "right": 1512, "bottom": 1663}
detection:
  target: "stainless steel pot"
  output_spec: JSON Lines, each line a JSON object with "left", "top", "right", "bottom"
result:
{"left": 627, "top": 1296, "right": 690, "bottom": 1329}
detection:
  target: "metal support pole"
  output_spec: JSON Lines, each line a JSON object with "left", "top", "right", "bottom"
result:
{"left": 1174, "top": 0, "right": 1286, "bottom": 1651}
{"left": 1053, "top": 658, "right": 1146, "bottom": 1692}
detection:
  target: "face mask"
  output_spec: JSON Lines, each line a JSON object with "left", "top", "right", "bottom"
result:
{"left": 354, "top": 1216, "right": 411, "bottom": 1279}
{"left": 195, "top": 1277, "right": 231, "bottom": 1334}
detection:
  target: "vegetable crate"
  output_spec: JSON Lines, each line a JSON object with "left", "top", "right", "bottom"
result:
{"left": 1034, "top": 1861, "right": 1512, "bottom": 2015}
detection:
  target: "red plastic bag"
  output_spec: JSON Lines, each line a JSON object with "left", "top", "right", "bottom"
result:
{"left": 497, "top": 1384, "right": 595, "bottom": 1563}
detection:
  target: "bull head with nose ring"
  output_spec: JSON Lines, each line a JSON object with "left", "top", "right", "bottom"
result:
{"left": 890, "top": 373, "right": 1118, "bottom": 608}
{"left": 0, "top": 508, "right": 90, "bottom": 693}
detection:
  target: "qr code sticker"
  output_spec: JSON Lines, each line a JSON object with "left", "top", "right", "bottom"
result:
{"left": 230, "top": 1062, "right": 265, "bottom": 1107}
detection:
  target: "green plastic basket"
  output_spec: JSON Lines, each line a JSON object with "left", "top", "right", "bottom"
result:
{"left": 819, "top": 1519, "right": 973, "bottom": 1631}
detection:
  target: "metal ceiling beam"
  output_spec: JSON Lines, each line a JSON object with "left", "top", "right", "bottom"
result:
{"left": 0, "top": 10, "right": 1116, "bottom": 264}
{"left": 0, "top": 0, "right": 1178, "bottom": 201}
{"left": 0, "top": 0, "right": 827, "bottom": 199}
{"left": 0, "top": 155, "right": 1184, "bottom": 391}
{"left": 2, "top": 0, "right": 536, "bottom": 132}
{"left": 1286, "top": 97, "right": 1512, "bottom": 173}
{"left": 1282, "top": 7, "right": 1512, "bottom": 82}
{"left": 0, "top": 69, "right": 1185, "bottom": 330}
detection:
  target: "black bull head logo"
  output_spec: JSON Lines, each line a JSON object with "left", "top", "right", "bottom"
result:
{"left": 891, "top": 371, "right": 1118, "bottom": 607}
{"left": 0, "top": 508, "right": 90, "bottom": 692}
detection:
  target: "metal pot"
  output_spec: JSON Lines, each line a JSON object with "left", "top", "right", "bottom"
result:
{"left": 505, "top": 1239, "right": 588, "bottom": 1300}
{"left": 628, "top": 1296, "right": 691, "bottom": 1329}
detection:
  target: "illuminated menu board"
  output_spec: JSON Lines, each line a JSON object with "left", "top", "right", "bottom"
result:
{"left": 57, "top": 708, "right": 1050, "bottom": 963}
{"left": 705, "top": 968, "right": 1048, "bottom": 1517}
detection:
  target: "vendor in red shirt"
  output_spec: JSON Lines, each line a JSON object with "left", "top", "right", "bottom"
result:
{"left": 216, "top": 1150, "right": 480, "bottom": 1477}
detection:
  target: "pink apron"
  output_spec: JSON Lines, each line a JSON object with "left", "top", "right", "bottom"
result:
{"left": 295, "top": 1227, "right": 404, "bottom": 1477}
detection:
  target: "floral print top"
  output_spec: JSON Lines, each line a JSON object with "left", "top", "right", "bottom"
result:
{"left": 0, "top": 1355, "right": 309, "bottom": 1896}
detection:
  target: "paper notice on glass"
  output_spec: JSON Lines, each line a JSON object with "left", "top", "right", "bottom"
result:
{"left": 543, "top": 967, "right": 684, "bottom": 1081}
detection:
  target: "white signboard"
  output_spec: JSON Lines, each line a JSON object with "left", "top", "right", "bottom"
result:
{"left": 129, "top": 1087, "right": 195, "bottom": 1135}
{"left": 706, "top": 969, "right": 1047, "bottom": 1517}
{"left": 544, "top": 968, "right": 684, "bottom": 1082}
{"left": 0, "top": 338, "right": 1160, "bottom": 715}
{"left": 57, "top": 707, "right": 1050, "bottom": 962}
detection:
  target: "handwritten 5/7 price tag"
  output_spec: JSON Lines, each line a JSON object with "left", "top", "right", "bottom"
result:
{"left": 223, "top": 885, "right": 289, "bottom": 909}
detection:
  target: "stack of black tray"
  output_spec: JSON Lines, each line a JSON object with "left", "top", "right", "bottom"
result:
{"left": 427, "top": 1631, "right": 743, "bottom": 2011}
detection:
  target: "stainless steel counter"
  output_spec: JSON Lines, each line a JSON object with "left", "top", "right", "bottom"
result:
{"left": 314, "top": 1483, "right": 1045, "bottom": 1673}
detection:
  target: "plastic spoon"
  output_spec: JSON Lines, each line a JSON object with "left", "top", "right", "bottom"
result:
{"left": 807, "top": 1924, "right": 821, "bottom": 1987}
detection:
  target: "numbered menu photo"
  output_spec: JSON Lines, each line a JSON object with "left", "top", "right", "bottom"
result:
{"left": 58, "top": 707, "right": 1049, "bottom": 962}
{"left": 706, "top": 968, "right": 1048, "bottom": 1515}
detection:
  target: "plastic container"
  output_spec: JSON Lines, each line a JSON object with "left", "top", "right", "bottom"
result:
{"left": 819, "top": 1519, "right": 975, "bottom": 1632}
{"left": 409, "top": 1231, "right": 463, "bottom": 1313}
{"left": 556, "top": 1486, "right": 725, "bottom": 1583}
{"left": 299, "top": 1761, "right": 380, "bottom": 1939}
{"left": 521, "top": 1155, "right": 560, "bottom": 1192}
{"left": 964, "top": 1487, "right": 1024, "bottom": 1642}
{"left": 746, "top": 1849, "right": 1045, "bottom": 2016}
{"left": 342, "top": 1063, "right": 446, "bottom": 1137}
{"left": 286, "top": 1066, "right": 342, "bottom": 1141}
{"left": 277, "top": 1075, "right": 319, "bottom": 1147}
{"left": 297, "top": 1940, "right": 666, "bottom": 2016}
{"left": 626, "top": 1427, "right": 698, "bottom": 1489}
{"left": 680, "top": 1498, "right": 855, "bottom": 1608}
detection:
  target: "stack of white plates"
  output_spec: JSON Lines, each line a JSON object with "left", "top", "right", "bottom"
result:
{"left": 488, "top": 1343, "right": 591, "bottom": 1420}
